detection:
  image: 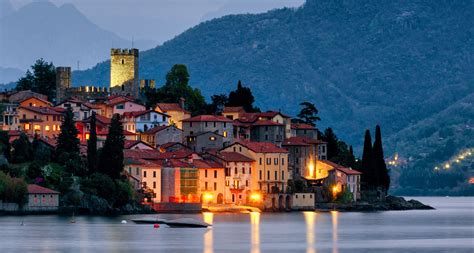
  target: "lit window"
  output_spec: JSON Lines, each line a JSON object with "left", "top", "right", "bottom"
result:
{"left": 85, "top": 133, "right": 90, "bottom": 140}
{"left": 45, "top": 125, "right": 50, "bottom": 131}
{"left": 223, "top": 131, "right": 227, "bottom": 137}
{"left": 209, "top": 136, "right": 216, "bottom": 141}
{"left": 34, "top": 125, "right": 40, "bottom": 130}
{"left": 53, "top": 125, "right": 56, "bottom": 131}
{"left": 25, "top": 124, "right": 30, "bottom": 130}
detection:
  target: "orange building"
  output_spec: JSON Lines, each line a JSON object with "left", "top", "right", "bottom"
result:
{"left": 17, "top": 106, "right": 63, "bottom": 139}
{"left": 155, "top": 102, "right": 191, "bottom": 129}
{"left": 18, "top": 96, "right": 52, "bottom": 108}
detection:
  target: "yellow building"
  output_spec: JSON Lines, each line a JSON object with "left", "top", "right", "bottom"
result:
{"left": 222, "top": 141, "right": 289, "bottom": 194}
{"left": 155, "top": 102, "right": 191, "bottom": 129}
{"left": 124, "top": 158, "right": 161, "bottom": 203}
{"left": 193, "top": 159, "right": 226, "bottom": 204}
{"left": 110, "top": 48, "right": 139, "bottom": 97}
{"left": 17, "top": 106, "right": 63, "bottom": 139}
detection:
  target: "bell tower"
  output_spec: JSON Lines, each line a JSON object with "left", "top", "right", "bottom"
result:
{"left": 110, "top": 48, "right": 139, "bottom": 98}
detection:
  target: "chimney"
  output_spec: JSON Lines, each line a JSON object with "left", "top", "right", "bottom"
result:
{"left": 179, "top": 97, "right": 185, "bottom": 109}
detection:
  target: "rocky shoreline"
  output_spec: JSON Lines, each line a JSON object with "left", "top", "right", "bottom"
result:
{"left": 314, "top": 196, "right": 434, "bottom": 212}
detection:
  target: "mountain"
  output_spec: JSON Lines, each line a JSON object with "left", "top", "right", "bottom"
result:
{"left": 0, "top": 1, "right": 156, "bottom": 70}
{"left": 73, "top": 0, "right": 473, "bottom": 182}
{"left": 0, "top": 66, "right": 23, "bottom": 85}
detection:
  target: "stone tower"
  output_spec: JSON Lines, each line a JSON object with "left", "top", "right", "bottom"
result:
{"left": 55, "top": 66, "right": 71, "bottom": 104}
{"left": 110, "top": 48, "right": 139, "bottom": 98}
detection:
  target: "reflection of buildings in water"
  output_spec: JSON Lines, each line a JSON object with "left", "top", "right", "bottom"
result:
{"left": 203, "top": 212, "right": 213, "bottom": 253}
{"left": 303, "top": 212, "right": 316, "bottom": 253}
{"left": 331, "top": 211, "right": 339, "bottom": 253}
{"left": 250, "top": 212, "right": 260, "bottom": 253}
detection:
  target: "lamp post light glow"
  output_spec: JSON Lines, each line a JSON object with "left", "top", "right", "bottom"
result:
{"left": 308, "top": 163, "right": 315, "bottom": 178}
{"left": 203, "top": 193, "right": 213, "bottom": 209}
{"left": 250, "top": 192, "right": 262, "bottom": 203}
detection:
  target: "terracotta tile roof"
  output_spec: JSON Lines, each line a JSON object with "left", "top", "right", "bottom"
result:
{"left": 124, "top": 149, "right": 163, "bottom": 160}
{"left": 223, "top": 106, "right": 245, "bottom": 113}
{"left": 19, "top": 106, "right": 62, "bottom": 115}
{"left": 232, "top": 141, "right": 288, "bottom": 153}
{"left": 320, "top": 160, "right": 362, "bottom": 175}
{"left": 123, "top": 110, "right": 168, "bottom": 118}
{"left": 107, "top": 96, "right": 135, "bottom": 106}
{"left": 156, "top": 103, "right": 190, "bottom": 113}
{"left": 38, "top": 137, "right": 58, "bottom": 148}
{"left": 97, "top": 129, "right": 136, "bottom": 136}
{"left": 83, "top": 114, "right": 111, "bottom": 124}
{"left": 124, "top": 140, "right": 154, "bottom": 149}
{"left": 142, "top": 125, "right": 170, "bottom": 135}
{"left": 182, "top": 115, "right": 233, "bottom": 123}
{"left": 27, "top": 184, "right": 60, "bottom": 194}
{"left": 159, "top": 142, "right": 188, "bottom": 150}
{"left": 291, "top": 123, "right": 316, "bottom": 130}
{"left": 192, "top": 159, "right": 223, "bottom": 168}
{"left": 157, "top": 149, "right": 195, "bottom": 159}
{"left": 283, "top": 136, "right": 326, "bottom": 146}
{"left": 124, "top": 157, "right": 160, "bottom": 167}
{"left": 257, "top": 110, "right": 290, "bottom": 118}
{"left": 215, "top": 152, "right": 254, "bottom": 162}
{"left": 19, "top": 96, "right": 53, "bottom": 106}
{"left": 252, "top": 120, "right": 284, "bottom": 126}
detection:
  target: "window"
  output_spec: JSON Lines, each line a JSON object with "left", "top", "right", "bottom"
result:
{"left": 265, "top": 134, "right": 268, "bottom": 140}
{"left": 223, "top": 131, "right": 227, "bottom": 137}
{"left": 121, "top": 59, "right": 124, "bottom": 64}
{"left": 214, "top": 170, "right": 217, "bottom": 178}
{"left": 282, "top": 158, "right": 285, "bottom": 165}
{"left": 265, "top": 126, "right": 269, "bottom": 131}
{"left": 259, "top": 158, "right": 262, "bottom": 165}
{"left": 153, "top": 171, "right": 156, "bottom": 178}
{"left": 224, "top": 122, "right": 226, "bottom": 127}
{"left": 45, "top": 125, "right": 50, "bottom": 131}
{"left": 209, "top": 136, "right": 216, "bottom": 141}
{"left": 267, "top": 171, "right": 270, "bottom": 180}
{"left": 239, "top": 147, "right": 242, "bottom": 152}
{"left": 116, "top": 104, "right": 124, "bottom": 109}
{"left": 153, "top": 182, "right": 156, "bottom": 189}
{"left": 274, "top": 158, "right": 278, "bottom": 165}
{"left": 213, "top": 122, "right": 216, "bottom": 127}
{"left": 205, "top": 122, "right": 208, "bottom": 127}
{"left": 259, "top": 170, "right": 262, "bottom": 180}
{"left": 233, "top": 147, "right": 236, "bottom": 152}
{"left": 246, "top": 180, "right": 248, "bottom": 187}
{"left": 242, "top": 168, "right": 245, "bottom": 174}
{"left": 143, "top": 171, "right": 147, "bottom": 177}
{"left": 249, "top": 167, "right": 251, "bottom": 174}
{"left": 136, "top": 168, "right": 139, "bottom": 175}
{"left": 274, "top": 171, "right": 277, "bottom": 180}
{"left": 266, "top": 158, "right": 271, "bottom": 165}
{"left": 214, "top": 182, "right": 217, "bottom": 191}
{"left": 25, "top": 124, "right": 30, "bottom": 130}
{"left": 53, "top": 125, "right": 56, "bottom": 131}
{"left": 234, "top": 167, "right": 237, "bottom": 174}
{"left": 310, "top": 194, "right": 312, "bottom": 199}
{"left": 226, "top": 180, "right": 229, "bottom": 186}
{"left": 282, "top": 171, "right": 285, "bottom": 180}
{"left": 303, "top": 194, "right": 305, "bottom": 199}
{"left": 190, "top": 122, "right": 193, "bottom": 127}
{"left": 205, "top": 182, "right": 208, "bottom": 190}
{"left": 205, "top": 169, "right": 208, "bottom": 178}
{"left": 34, "top": 125, "right": 40, "bottom": 130}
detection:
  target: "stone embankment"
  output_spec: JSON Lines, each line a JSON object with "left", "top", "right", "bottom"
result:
{"left": 315, "top": 196, "right": 434, "bottom": 212}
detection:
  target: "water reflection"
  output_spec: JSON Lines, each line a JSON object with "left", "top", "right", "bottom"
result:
{"left": 203, "top": 212, "right": 213, "bottom": 253}
{"left": 250, "top": 212, "right": 260, "bottom": 253}
{"left": 303, "top": 212, "right": 316, "bottom": 253}
{"left": 331, "top": 211, "right": 339, "bottom": 253}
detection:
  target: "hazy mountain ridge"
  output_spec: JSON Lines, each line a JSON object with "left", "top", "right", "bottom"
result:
{"left": 0, "top": 1, "right": 155, "bottom": 71}
{"left": 73, "top": 0, "right": 473, "bottom": 163}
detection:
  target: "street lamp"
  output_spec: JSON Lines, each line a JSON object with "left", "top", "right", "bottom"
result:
{"left": 204, "top": 193, "right": 213, "bottom": 209}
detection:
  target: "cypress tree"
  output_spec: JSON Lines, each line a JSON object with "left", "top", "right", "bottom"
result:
{"left": 360, "top": 129, "right": 375, "bottom": 190}
{"left": 99, "top": 114, "right": 125, "bottom": 179}
{"left": 87, "top": 112, "right": 98, "bottom": 175}
{"left": 56, "top": 107, "right": 80, "bottom": 157}
{"left": 373, "top": 125, "right": 390, "bottom": 194}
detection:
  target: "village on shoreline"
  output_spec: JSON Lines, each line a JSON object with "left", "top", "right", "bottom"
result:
{"left": 0, "top": 48, "right": 432, "bottom": 215}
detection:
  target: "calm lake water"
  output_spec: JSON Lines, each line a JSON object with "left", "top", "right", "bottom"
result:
{"left": 0, "top": 197, "right": 472, "bottom": 253}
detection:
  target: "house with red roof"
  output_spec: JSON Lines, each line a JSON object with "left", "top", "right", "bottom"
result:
{"left": 206, "top": 151, "right": 255, "bottom": 204}
{"left": 319, "top": 160, "right": 362, "bottom": 201}
{"left": 291, "top": 123, "right": 318, "bottom": 139}
{"left": 55, "top": 98, "right": 102, "bottom": 121}
{"left": 182, "top": 115, "right": 234, "bottom": 148}
{"left": 75, "top": 114, "right": 112, "bottom": 142}
{"left": 155, "top": 99, "right": 191, "bottom": 129}
{"left": 141, "top": 125, "right": 183, "bottom": 148}
{"left": 104, "top": 95, "right": 145, "bottom": 118}
{"left": 283, "top": 136, "right": 328, "bottom": 181}
{"left": 122, "top": 109, "right": 169, "bottom": 133}
{"left": 17, "top": 106, "right": 63, "bottom": 139}
{"left": 124, "top": 157, "right": 162, "bottom": 203}
{"left": 222, "top": 106, "right": 246, "bottom": 120}
{"left": 26, "top": 184, "right": 60, "bottom": 212}
{"left": 222, "top": 141, "right": 289, "bottom": 199}
{"left": 124, "top": 140, "right": 154, "bottom": 150}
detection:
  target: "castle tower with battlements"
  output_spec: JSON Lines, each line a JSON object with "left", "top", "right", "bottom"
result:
{"left": 110, "top": 48, "right": 139, "bottom": 98}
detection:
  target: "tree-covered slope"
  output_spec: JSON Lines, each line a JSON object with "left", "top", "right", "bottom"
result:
{"left": 73, "top": 0, "right": 474, "bottom": 156}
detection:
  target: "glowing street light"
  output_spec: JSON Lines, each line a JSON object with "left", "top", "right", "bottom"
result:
{"left": 250, "top": 192, "right": 262, "bottom": 203}
{"left": 203, "top": 193, "right": 213, "bottom": 209}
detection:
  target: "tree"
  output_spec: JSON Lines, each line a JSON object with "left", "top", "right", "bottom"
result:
{"left": 145, "top": 64, "right": 207, "bottom": 115}
{"left": 360, "top": 129, "right": 376, "bottom": 190}
{"left": 373, "top": 125, "right": 390, "bottom": 194}
{"left": 320, "top": 128, "right": 339, "bottom": 160}
{"left": 56, "top": 107, "right": 80, "bottom": 157}
{"left": 227, "top": 80, "right": 260, "bottom": 112}
{"left": 99, "top": 114, "right": 125, "bottom": 179}
{"left": 16, "top": 59, "right": 56, "bottom": 100}
{"left": 295, "top": 102, "right": 321, "bottom": 127}
{"left": 87, "top": 112, "right": 98, "bottom": 175}
{"left": 0, "top": 131, "right": 11, "bottom": 162}
{"left": 56, "top": 107, "right": 83, "bottom": 175}
{"left": 206, "top": 94, "right": 228, "bottom": 115}
{"left": 11, "top": 133, "right": 32, "bottom": 163}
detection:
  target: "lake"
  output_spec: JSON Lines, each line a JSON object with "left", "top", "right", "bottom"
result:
{"left": 0, "top": 197, "right": 472, "bottom": 252}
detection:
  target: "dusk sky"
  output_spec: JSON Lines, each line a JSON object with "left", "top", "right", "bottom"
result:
{"left": 8, "top": 0, "right": 304, "bottom": 44}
